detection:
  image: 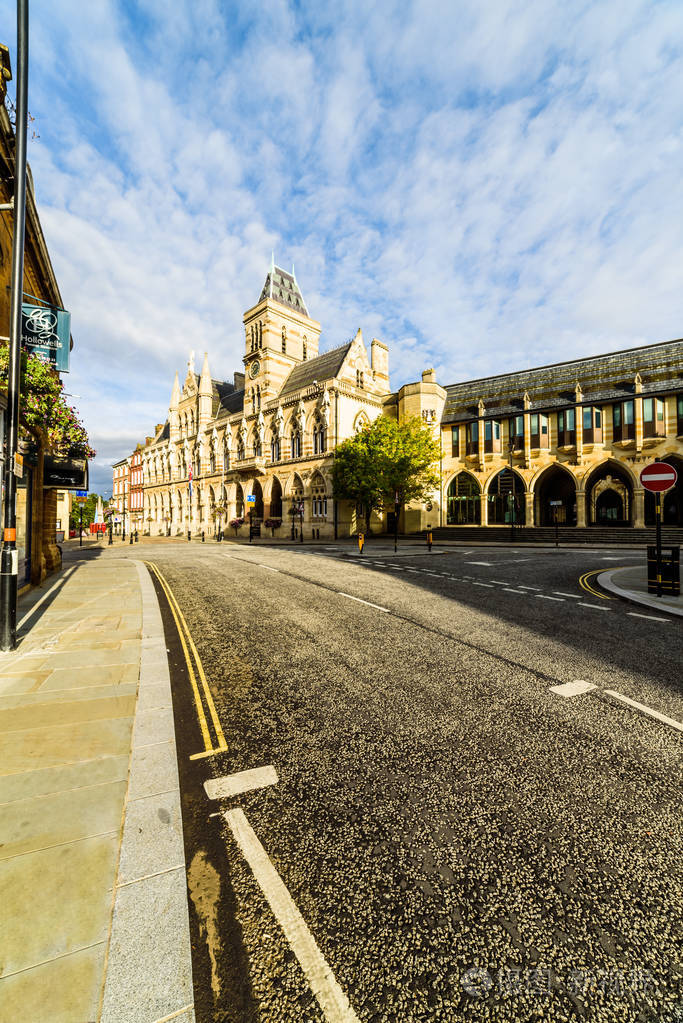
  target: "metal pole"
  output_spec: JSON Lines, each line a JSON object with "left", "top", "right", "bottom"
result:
{"left": 0, "top": 0, "right": 28, "bottom": 651}
{"left": 655, "top": 492, "right": 662, "bottom": 598}
{"left": 394, "top": 495, "right": 399, "bottom": 554}
{"left": 79, "top": 506, "right": 83, "bottom": 547}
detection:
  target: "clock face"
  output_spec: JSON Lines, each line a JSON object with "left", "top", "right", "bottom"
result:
{"left": 250, "top": 360, "right": 260, "bottom": 378}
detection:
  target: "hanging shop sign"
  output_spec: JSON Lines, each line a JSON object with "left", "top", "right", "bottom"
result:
{"left": 43, "top": 455, "right": 88, "bottom": 490}
{"left": 21, "top": 302, "right": 71, "bottom": 373}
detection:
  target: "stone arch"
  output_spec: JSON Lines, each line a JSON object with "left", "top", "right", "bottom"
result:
{"left": 269, "top": 476, "right": 284, "bottom": 518}
{"left": 485, "top": 468, "right": 526, "bottom": 525}
{"left": 446, "top": 470, "right": 481, "bottom": 525}
{"left": 584, "top": 459, "right": 634, "bottom": 526}
{"left": 532, "top": 463, "right": 578, "bottom": 526}
{"left": 353, "top": 410, "right": 370, "bottom": 432}
{"left": 251, "top": 479, "right": 264, "bottom": 519}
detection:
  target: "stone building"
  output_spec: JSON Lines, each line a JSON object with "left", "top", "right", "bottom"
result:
{"left": 398, "top": 339, "right": 682, "bottom": 533}
{"left": 139, "top": 265, "right": 390, "bottom": 538}
{"left": 132, "top": 262, "right": 683, "bottom": 538}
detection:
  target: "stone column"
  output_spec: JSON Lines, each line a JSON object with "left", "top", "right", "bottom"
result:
{"left": 635, "top": 396, "right": 644, "bottom": 455}
{"left": 576, "top": 489, "right": 587, "bottom": 527}
{"left": 525, "top": 491, "right": 534, "bottom": 527}
{"left": 633, "top": 487, "right": 645, "bottom": 528}
{"left": 42, "top": 488, "right": 62, "bottom": 575}
{"left": 479, "top": 492, "right": 488, "bottom": 527}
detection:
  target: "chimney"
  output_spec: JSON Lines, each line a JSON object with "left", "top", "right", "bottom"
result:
{"left": 234, "top": 371, "right": 245, "bottom": 390}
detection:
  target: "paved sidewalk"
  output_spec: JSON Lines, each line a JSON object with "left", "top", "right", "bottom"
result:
{"left": 599, "top": 564, "right": 683, "bottom": 617}
{"left": 0, "top": 554, "right": 194, "bottom": 1023}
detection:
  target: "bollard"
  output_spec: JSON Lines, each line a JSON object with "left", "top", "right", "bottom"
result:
{"left": 358, "top": 532, "right": 364, "bottom": 556}
{"left": 135, "top": 531, "right": 139, "bottom": 543}
{"left": 202, "top": 531, "right": 205, "bottom": 543}
{"left": 187, "top": 530, "right": 191, "bottom": 542}
{"left": 427, "top": 527, "right": 432, "bottom": 552}
{"left": 129, "top": 533, "right": 133, "bottom": 544}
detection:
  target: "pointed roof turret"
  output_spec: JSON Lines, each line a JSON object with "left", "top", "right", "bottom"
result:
{"left": 170, "top": 372, "right": 180, "bottom": 409}
{"left": 259, "top": 262, "right": 309, "bottom": 316}
{"left": 199, "top": 352, "right": 212, "bottom": 396}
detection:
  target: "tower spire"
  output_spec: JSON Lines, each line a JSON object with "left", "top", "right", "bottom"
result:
{"left": 270, "top": 252, "right": 274, "bottom": 298}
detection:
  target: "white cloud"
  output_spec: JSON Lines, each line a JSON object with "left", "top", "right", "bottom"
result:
{"left": 1, "top": 0, "right": 682, "bottom": 497}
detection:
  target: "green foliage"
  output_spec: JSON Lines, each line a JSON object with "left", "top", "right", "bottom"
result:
{"left": 0, "top": 344, "right": 95, "bottom": 458}
{"left": 332, "top": 416, "right": 440, "bottom": 529}
{"left": 69, "top": 493, "right": 104, "bottom": 530}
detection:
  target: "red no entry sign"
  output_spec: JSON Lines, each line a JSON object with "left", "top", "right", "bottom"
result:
{"left": 640, "top": 462, "right": 678, "bottom": 493}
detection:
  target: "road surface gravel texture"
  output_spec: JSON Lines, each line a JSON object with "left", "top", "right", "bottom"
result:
{"left": 129, "top": 541, "right": 681, "bottom": 1023}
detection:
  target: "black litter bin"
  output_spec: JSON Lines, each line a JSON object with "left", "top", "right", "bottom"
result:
{"left": 647, "top": 545, "right": 680, "bottom": 596}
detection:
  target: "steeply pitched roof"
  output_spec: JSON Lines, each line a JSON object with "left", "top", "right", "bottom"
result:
{"left": 259, "top": 266, "right": 309, "bottom": 316}
{"left": 442, "top": 338, "right": 683, "bottom": 423}
{"left": 216, "top": 388, "right": 245, "bottom": 417}
{"left": 279, "top": 343, "right": 352, "bottom": 397}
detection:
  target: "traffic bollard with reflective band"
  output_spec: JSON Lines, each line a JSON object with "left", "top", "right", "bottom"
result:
{"left": 358, "top": 532, "right": 364, "bottom": 555}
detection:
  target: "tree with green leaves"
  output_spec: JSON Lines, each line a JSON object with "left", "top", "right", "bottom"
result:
{"left": 332, "top": 416, "right": 440, "bottom": 533}
{"left": 69, "top": 493, "right": 104, "bottom": 532}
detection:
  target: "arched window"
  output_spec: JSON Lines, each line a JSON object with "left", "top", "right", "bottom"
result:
{"left": 223, "top": 439, "right": 230, "bottom": 471}
{"left": 271, "top": 435, "right": 281, "bottom": 462}
{"left": 313, "top": 414, "right": 327, "bottom": 454}
{"left": 312, "top": 477, "right": 327, "bottom": 519}
{"left": 302, "top": 336, "right": 307, "bottom": 361}
{"left": 253, "top": 430, "right": 262, "bottom": 458}
{"left": 282, "top": 325, "right": 287, "bottom": 353}
{"left": 237, "top": 437, "right": 245, "bottom": 461}
{"left": 291, "top": 424, "right": 301, "bottom": 459}
{"left": 209, "top": 447, "right": 216, "bottom": 473}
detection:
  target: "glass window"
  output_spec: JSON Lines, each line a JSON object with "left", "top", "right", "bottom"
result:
{"left": 451, "top": 425, "right": 459, "bottom": 456}
{"left": 595, "top": 409, "right": 601, "bottom": 429}
{"left": 531, "top": 414, "right": 538, "bottom": 435}
{"left": 656, "top": 398, "right": 664, "bottom": 421}
{"left": 541, "top": 415, "right": 548, "bottom": 435}
{"left": 613, "top": 404, "right": 621, "bottom": 428}
{"left": 485, "top": 422, "right": 492, "bottom": 441}
{"left": 567, "top": 409, "right": 575, "bottom": 430}
{"left": 558, "top": 411, "right": 564, "bottom": 432}
{"left": 583, "top": 407, "right": 592, "bottom": 430}
{"left": 643, "top": 397, "right": 653, "bottom": 421}
{"left": 624, "top": 400, "right": 634, "bottom": 425}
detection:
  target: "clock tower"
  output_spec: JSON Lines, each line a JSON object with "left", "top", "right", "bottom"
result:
{"left": 242, "top": 260, "right": 321, "bottom": 408}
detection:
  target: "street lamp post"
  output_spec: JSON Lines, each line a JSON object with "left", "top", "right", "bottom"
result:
{"left": 0, "top": 0, "right": 29, "bottom": 651}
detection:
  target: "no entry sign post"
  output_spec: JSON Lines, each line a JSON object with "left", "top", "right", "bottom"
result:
{"left": 640, "top": 462, "right": 678, "bottom": 598}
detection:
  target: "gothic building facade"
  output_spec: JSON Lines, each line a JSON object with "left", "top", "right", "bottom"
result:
{"left": 128, "top": 265, "right": 683, "bottom": 539}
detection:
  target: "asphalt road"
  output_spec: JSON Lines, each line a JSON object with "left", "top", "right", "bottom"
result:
{"left": 129, "top": 539, "right": 681, "bottom": 1023}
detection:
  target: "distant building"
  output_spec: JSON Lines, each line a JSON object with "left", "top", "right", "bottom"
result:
{"left": 125, "top": 262, "right": 683, "bottom": 538}
{"left": 111, "top": 457, "right": 129, "bottom": 535}
{"left": 129, "top": 447, "right": 143, "bottom": 533}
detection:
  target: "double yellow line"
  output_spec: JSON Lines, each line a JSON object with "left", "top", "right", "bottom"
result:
{"left": 146, "top": 561, "right": 228, "bottom": 760}
{"left": 579, "top": 569, "right": 614, "bottom": 600}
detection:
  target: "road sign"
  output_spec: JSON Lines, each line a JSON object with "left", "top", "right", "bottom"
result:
{"left": 640, "top": 462, "right": 678, "bottom": 493}
{"left": 75, "top": 490, "right": 88, "bottom": 497}
{"left": 549, "top": 499, "right": 562, "bottom": 506}
{"left": 246, "top": 494, "right": 256, "bottom": 505}
{"left": 75, "top": 494, "right": 87, "bottom": 504}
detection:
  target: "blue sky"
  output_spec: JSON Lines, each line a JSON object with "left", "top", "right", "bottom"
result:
{"left": 2, "top": 0, "right": 683, "bottom": 496}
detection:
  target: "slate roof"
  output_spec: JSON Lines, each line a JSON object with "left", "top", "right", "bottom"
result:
{"left": 442, "top": 338, "right": 683, "bottom": 424}
{"left": 279, "top": 343, "right": 352, "bottom": 397}
{"left": 215, "top": 388, "right": 245, "bottom": 418}
{"left": 259, "top": 266, "right": 309, "bottom": 316}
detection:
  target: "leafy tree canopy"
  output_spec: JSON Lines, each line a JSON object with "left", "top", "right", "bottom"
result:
{"left": 69, "top": 493, "right": 104, "bottom": 530}
{"left": 0, "top": 344, "right": 95, "bottom": 458}
{"left": 332, "top": 416, "right": 440, "bottom": 529}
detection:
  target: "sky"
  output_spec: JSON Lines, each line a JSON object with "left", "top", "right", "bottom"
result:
{"left": 1, "top": 0, "right": 682, "bottom": 497}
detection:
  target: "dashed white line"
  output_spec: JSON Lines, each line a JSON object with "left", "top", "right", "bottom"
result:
{"left": 579, "top": 603, "right": 611, "bottom": 611}
{"left": 225, "top": 808, "right": 360, "bottom": 1022}
{"left": 517, "top": 585, "right": 541, "bottom": 591}
{"left": 466, "top": 561, "right": 493, "bottom": 566}
{"left": 550, "top": 680, "right": 597, "bottom": 697}
{"left": 553, "top": 592, "right": 583, "bottom": 599}
{"left": 473, "top": 582, "right": 494, "bottom": 588}
{"left": 491, "top": 580, "right": 510, "bottom": 586}
{"left": 604, "top": 691, "right": 683, "bottom": 734}
{"left": 259, "top": 565, "right": 280, "bottom": 573}
{"left": 204, "top": 766, "right": 278, "bottom": 800}
{"left": 503, "top": 588, "right": 525, "bottom": 594}
{"left": 627, "top": 612, "right": 670, "bottom": 623}
{"left": 337, "top": 592, "right": 390, "bottom": 612}
{"left": 535, "top": 594, "right": 565, "bottom": 601}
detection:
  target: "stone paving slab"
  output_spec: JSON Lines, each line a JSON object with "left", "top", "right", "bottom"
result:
{"left": 0, "top": 556, "right": 194, "bottom": 1022}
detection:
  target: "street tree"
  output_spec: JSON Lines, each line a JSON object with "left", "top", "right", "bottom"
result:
{"left": 332, "top": 416, "right": 440, "bottom": 532}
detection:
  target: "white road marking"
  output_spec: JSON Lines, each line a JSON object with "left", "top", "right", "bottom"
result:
{"left": 260, "top": 565, "right": 280, "bottom": 573}
{"left": 491, "top": 580, "right": 510, "bottom": 586}
{"left": 517, "top": 585, "right": 541, "bottom": 591}
{"left": 204, "top": 766, "right": 278, "bottom": 800}
{"left": 503, "top": 588, "right": 525, "bottom": 594}
{"left": 579, "top": 603, "right": 611, "bottom": 611}
{"left": 422, "top": 572, "right": 441, "bottom": 577}
{"left": 405, "top": 568, "right": 420, "bottom": 573}
{"left": 473, "top": 582, "right": 494, "bottom": 588}
{"left": 627, "top": 612, "right": 670, "bottom": 623}
{"left": 466, "top": 561, "right": 493, "bottom": 566}
{"left": 550, "top": 680, "right": 597, "bottom": 697}
{"left": 604, "top": 691, "right": 683, "bottom": 734}
{"left": 535, "top": 594, "right": 565, "bottom": 601}
{"left": 17, "top": 565, "right": 79, "bottom": 631}
{"left": 338, "top": 592, "right": 390, "bottom": 612}
{"left": 553, "top": 592, "right": 583, "bottom": 599}
{"left": 225, "top": 808, "right": 360, "bottom": 1022}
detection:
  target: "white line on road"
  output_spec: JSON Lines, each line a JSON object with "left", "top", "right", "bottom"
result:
{"left": 579, "top": 603, "right": 611, "bottom": 611}
{"left": 473, "top": 582, "right": 494, "bottom": 588}
{"left": 405, "top": 568, "right": 420, "bottom": 573}
{"left": 466, "top": 561, "right": 493, "bottom": 566}
{"left": 553, "top": 592, "right": 583, "bottom": 599}
{"left": 627, "top": 612, "right": 670, "bottom": 623}
{"left": 259, "top": 565, "right": 280, "bottom": 573}
{"left": 517, "top": 585, "right": 541, "bottom": 591}
{"left": 338, "top": 592, "right": 390, "bottom": 612}
{"left": 204, "top": 765, "right": 278, "bottom": 800}
{"left": 535, "top": 594, "right": 565, "bottom": 601}
{"left": 604, "top": 691, "right": 683, "bottom": 733}
{"left": 550, "top": 680, "right": 597, "bottom": 697}
{"left": 225, "top": 808, "right": 361, "bottom": 1023}
{"left": 503, "top": 588, "right": 525, "bottom": 594}
{"left": 491, "top": 580, "right": 510, "bottom": 586}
